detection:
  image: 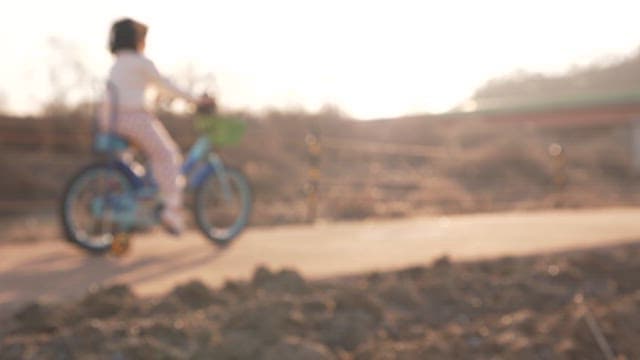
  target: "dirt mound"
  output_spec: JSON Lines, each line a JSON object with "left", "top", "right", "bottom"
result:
{"left": 2, "top": 242, "right": 640, "bottom": 359}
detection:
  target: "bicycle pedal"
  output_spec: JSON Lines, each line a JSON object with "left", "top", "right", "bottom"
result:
{"left": 110, "top": 233, "right": 132, "bottom": 256}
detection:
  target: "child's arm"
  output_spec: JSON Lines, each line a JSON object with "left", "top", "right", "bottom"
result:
{"left": 141, "top": 57, "right": 198, "bottom": 103}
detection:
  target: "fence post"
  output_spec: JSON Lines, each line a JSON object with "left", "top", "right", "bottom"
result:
{"left": 305, "top": 126, "right": 321, "bottom": 223}
{"left": 41, "top": 117, "right": 54, "bottom": 154}
{"left": 630, "top": 119, "right": 640, "bottom": 174}
{"left": 548, "top": 143, "right": 567, "bottom": 190}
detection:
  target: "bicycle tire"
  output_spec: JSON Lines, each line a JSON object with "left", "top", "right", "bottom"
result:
{"left": 60, "top": 162, "right": 132, "bottom": 254}
{"left": 193, "top": 167, "right": 252, "bottom": 247}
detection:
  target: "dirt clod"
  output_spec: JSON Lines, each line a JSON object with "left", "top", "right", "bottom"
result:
{"left": 252, "top": 266, "right": 309, "bottom": 294}
{"left": 262, "top": 337, "right": 335, "bottom": 360}
{"left": 170, "top": 280, "right": 217, "bottom": 309}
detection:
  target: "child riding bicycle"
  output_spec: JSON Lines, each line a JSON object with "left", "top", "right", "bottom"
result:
{"left": 103, "top": 18, "right": 213, "bottom": 235}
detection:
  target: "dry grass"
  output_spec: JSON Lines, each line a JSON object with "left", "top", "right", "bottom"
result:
{"left": 1, "top": 110, "right": 640, "bottom": 231}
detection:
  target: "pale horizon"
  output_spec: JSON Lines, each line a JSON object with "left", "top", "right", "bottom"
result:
{"left": 1, "top": 0, "right": 640, "bottom": 119}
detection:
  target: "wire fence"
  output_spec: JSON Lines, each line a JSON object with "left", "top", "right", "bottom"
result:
{"left": 303, "top": 121, "right": 640, "bottom": 221}
{"left": 321, "top": 136, "right": 451, "bottom": 159}
{"left": 2, "top": 118, "right": 640, "bottom": 221}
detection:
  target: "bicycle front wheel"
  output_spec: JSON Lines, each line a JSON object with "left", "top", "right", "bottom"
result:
{"left": 193, "top": 167, "right": 252, "bottom": 247}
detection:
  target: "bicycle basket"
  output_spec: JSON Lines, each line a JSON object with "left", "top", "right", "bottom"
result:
{"left": 195, "top": 115, "right": 246, "bottom": 147}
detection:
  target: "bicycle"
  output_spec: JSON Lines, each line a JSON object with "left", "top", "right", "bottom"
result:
{"left": 60, "top": 89, "right": 252, "bottom": 255}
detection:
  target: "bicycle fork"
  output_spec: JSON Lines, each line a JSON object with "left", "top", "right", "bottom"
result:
{"left": 208, "top": 153, "right": 234, "bottom": 202}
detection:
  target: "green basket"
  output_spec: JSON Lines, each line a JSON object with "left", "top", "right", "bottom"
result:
{"left": 195, "top": 115, "right": 246, "bottom": 147}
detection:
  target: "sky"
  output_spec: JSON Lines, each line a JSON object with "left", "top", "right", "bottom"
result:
{"left": 1, "top": 0, "right": 640, "bottom": 119}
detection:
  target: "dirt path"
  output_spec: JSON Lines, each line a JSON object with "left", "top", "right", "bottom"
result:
{"left": 2, "top": 207, "right": 640, "bottom": 315}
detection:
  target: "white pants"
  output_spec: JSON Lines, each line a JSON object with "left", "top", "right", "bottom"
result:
{"left": 108, "top": 111, "right": 184, "bottom": 210}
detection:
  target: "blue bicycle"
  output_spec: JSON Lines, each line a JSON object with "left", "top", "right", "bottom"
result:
{"left": 60, "top": 100, "right": 252, "bottom": 255}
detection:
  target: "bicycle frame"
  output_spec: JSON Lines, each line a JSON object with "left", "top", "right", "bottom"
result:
{"left": 183, "top": 137, "right": 229, "bottom": 191}
{"left": 97, "top": 133, "right": 231, "bottom": 193}
{"left": 93, "top": 133, "right": 232, "bottom": 228}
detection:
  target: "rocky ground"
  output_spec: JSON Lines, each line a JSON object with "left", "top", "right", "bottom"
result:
{"left": 1, "top": 242, "right": 639, "bottom": 360}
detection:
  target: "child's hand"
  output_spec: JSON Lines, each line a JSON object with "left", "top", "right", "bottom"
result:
{"left": 196, "top": 93, "right": 217, "bottom": 114}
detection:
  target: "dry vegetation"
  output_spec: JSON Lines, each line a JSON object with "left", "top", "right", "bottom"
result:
{"left": 1, "top": 107, "right": 640, "bottom": 233}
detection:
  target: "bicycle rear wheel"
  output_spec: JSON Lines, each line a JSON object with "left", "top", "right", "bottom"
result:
{"left": 193, "top": 167, "right": 252, "bottom": 247}
{"left": 60, "top": 163, "right": 132, "bottom": 254}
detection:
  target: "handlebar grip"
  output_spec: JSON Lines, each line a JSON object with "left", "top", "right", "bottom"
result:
{"left": 196, "top": 93, "right": 217, "bottom": 115}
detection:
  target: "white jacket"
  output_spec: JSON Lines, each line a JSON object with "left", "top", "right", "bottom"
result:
{"left": 107, "top": 50, "right": 196, "bottom": 111}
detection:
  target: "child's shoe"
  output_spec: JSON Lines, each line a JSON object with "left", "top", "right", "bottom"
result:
{"left": 161, "top": 208, "right": 185, "bottom": 236}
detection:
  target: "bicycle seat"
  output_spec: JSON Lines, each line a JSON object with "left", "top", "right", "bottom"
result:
{"left": 94, "top": 133, "right": 130, "bottom": 153}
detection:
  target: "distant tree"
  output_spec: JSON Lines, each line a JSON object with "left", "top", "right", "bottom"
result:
{"left": 155, "top": 63, "right": 217, "bottom": 115}
{"left": 40, "top": 39, "right": 218, "bottom": 117}
{"left": 40, "top": 37, "right": 94, "bottom": 117}
{"left": 471, "top": 48, "right": 640, "bottom": 104}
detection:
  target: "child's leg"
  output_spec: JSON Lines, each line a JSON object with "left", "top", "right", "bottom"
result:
{"left": 115, "top": 113, "right": 184, "bottom": 211}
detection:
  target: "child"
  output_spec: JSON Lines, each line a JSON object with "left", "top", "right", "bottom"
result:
{"left": 105, "top": 18, "right": 211, "bottom": 234}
